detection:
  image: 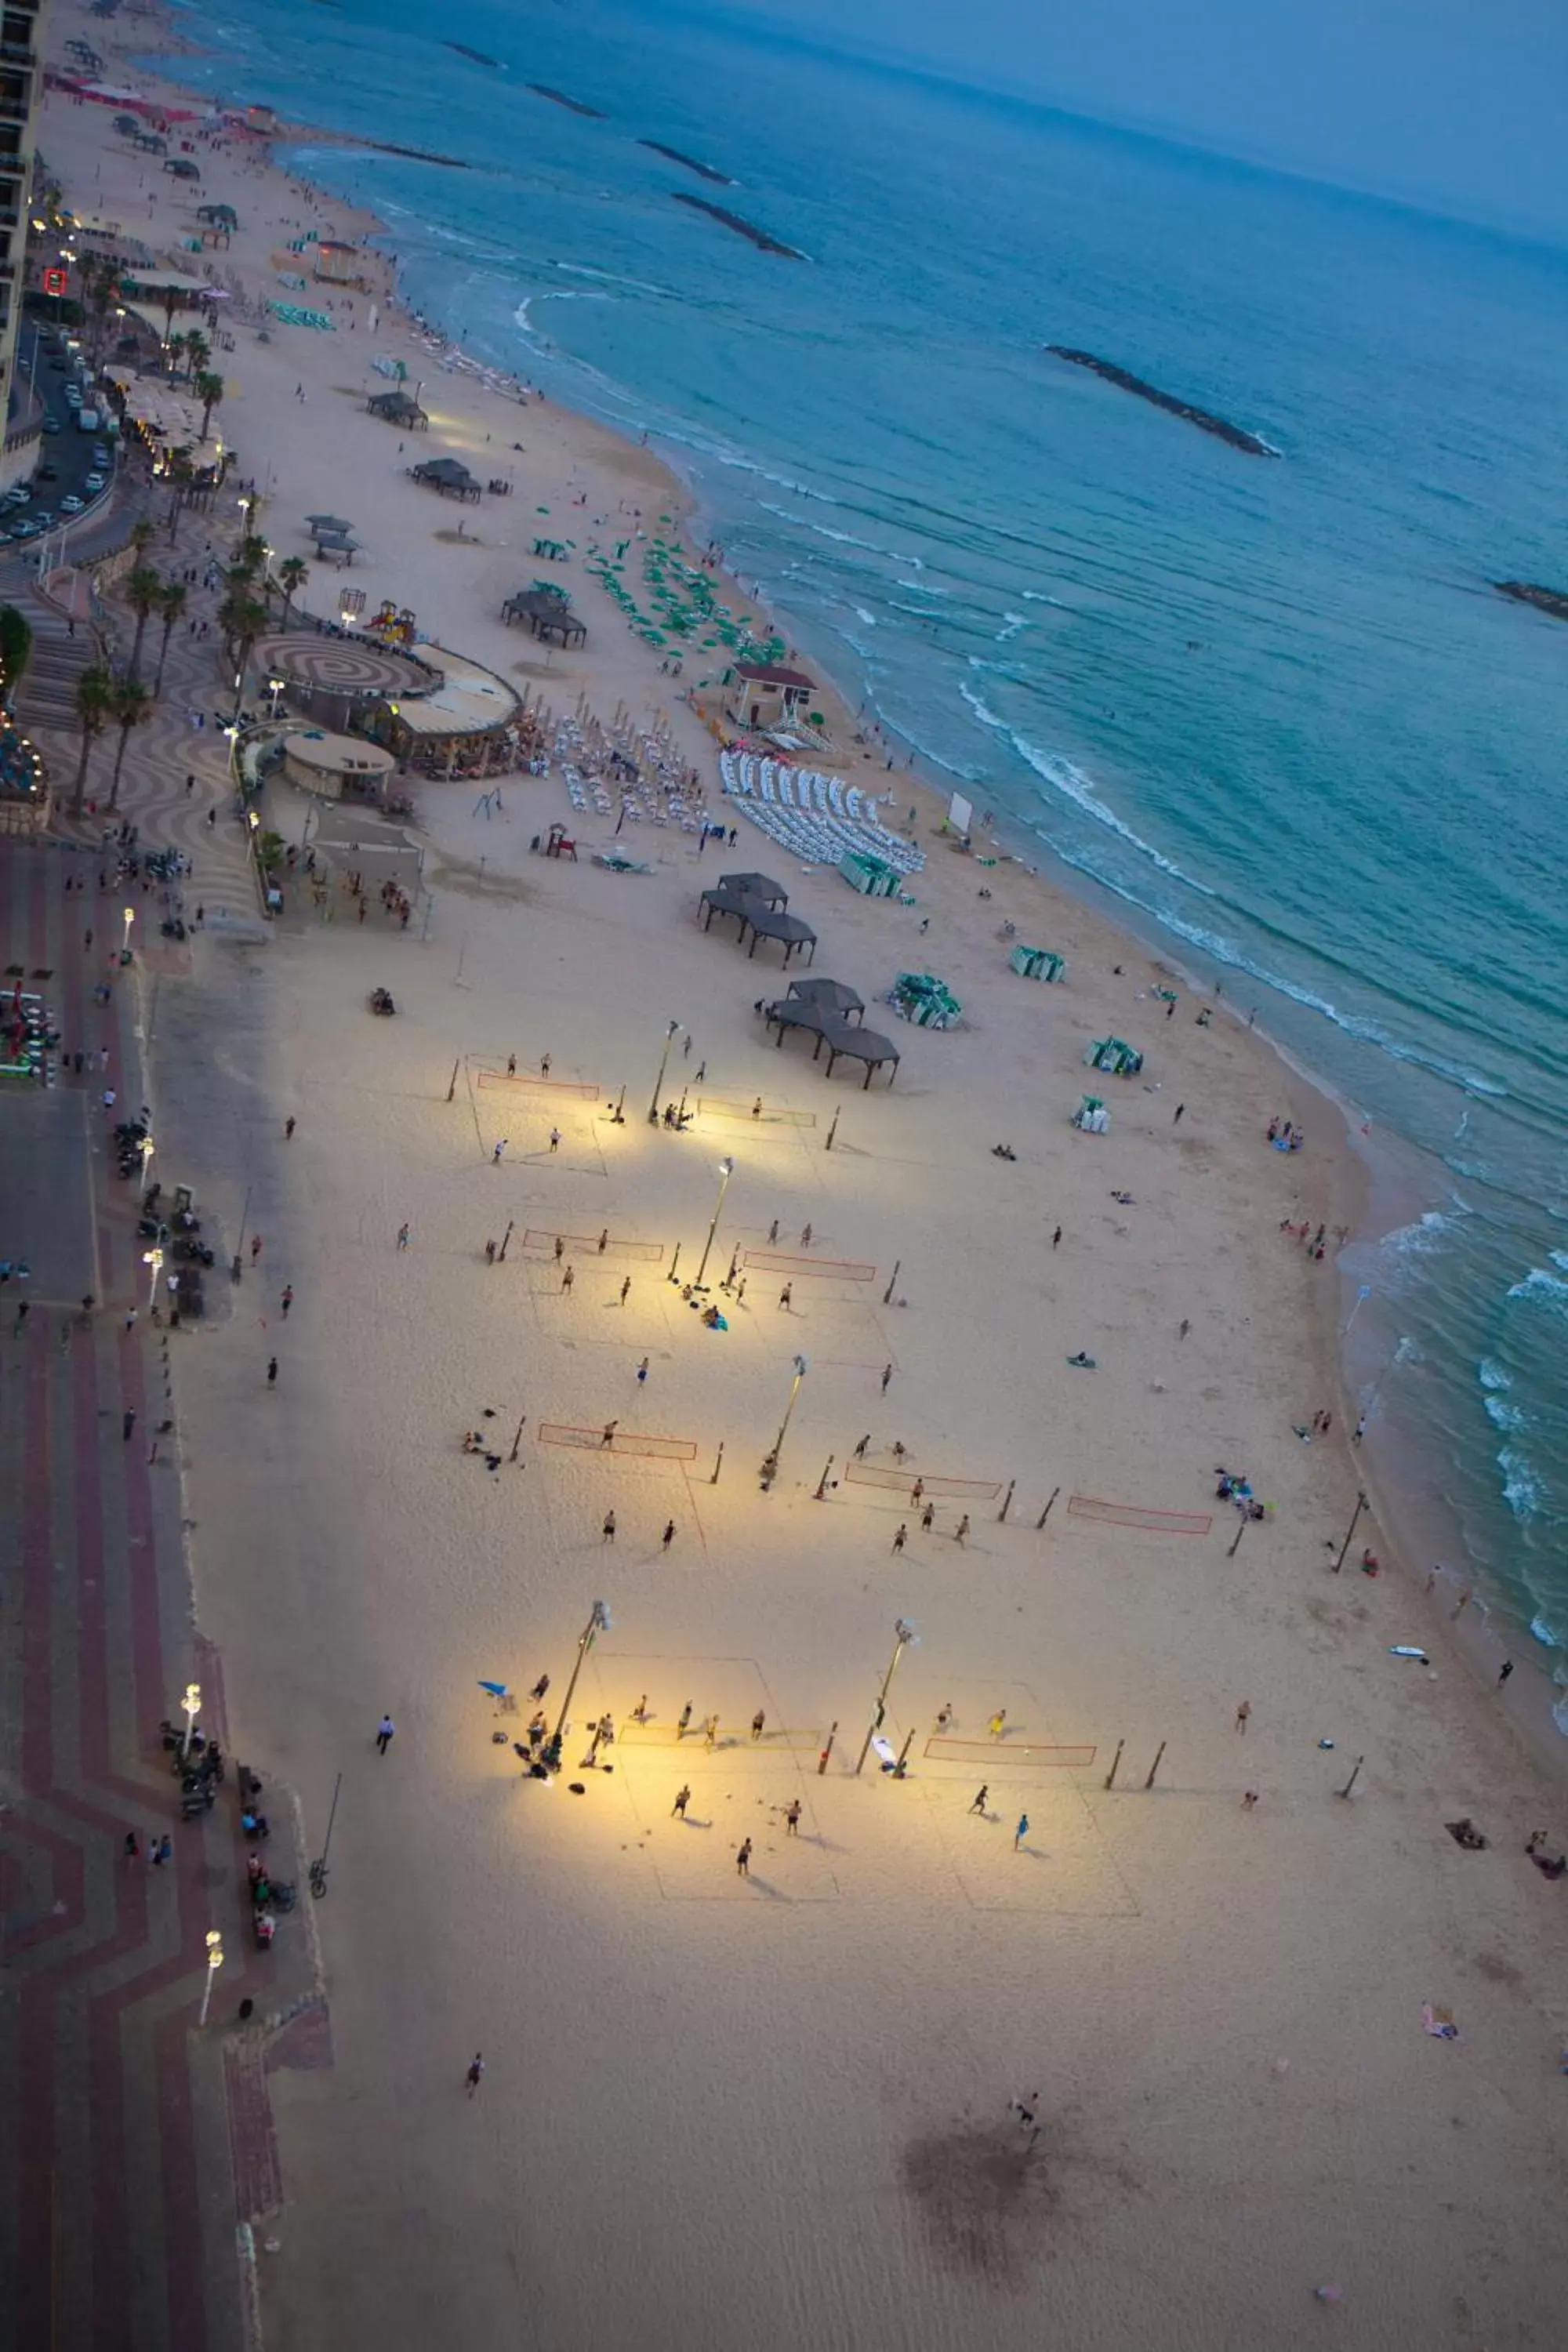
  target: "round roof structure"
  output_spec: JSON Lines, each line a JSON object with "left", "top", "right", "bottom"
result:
{"left": 283, "top": 730, "right": 396, "bottom": 781}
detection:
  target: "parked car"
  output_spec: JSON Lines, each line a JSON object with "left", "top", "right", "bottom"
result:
{"left": 36, "top": 463, "right": 58, "bottom": 482}
{"left": 2, "top": 485, "right": 30, "bottom": 506}
{"left": 83, "top": 472, "right": 106, "bottom": 492}
{"left": 59, "top": 495, "right": 84, "bottom": 514}
{"left": 30, "top": 510, "right": 56, "bottom": 528}
{"left": 10, "top": 520, "right": 39, "bottom": 539}
{"left": 41, "top": 417, "right": 60, "bottom": 435}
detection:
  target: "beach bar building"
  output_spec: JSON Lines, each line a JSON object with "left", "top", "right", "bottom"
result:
{"left": 282, "top": 729, "right": 397, "bottom": 808}
{"left": 725, "top": 661, "right": 816, "bottom": 732}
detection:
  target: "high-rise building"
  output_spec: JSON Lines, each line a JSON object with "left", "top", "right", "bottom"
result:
{"left": 0, "top": 0, "right": 47, "bottom": 482}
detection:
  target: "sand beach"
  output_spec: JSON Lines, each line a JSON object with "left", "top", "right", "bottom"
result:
{"left": 23, "top": 6, "right": 1568, "bottom": 2344}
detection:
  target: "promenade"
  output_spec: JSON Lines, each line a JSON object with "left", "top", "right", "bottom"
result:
{"left": 0, "top": 573, "right": 309, "bottom": 2351}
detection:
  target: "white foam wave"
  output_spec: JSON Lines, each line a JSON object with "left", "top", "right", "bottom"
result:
{"left": 1021, "top": 589, "right": 1065, "bottom": 605}
{"left": 996, "top": 612, "right": 1029, "bottom": 643}
{"left": 959, "top": 669, "right": 1214, "bottom": 895}
{"left": 1506, "top": 1266, "right": 1568, "bottom": 1312}
{"left": 1499, "top": 1447, "right": 1542, "bottom": 1519}
{"left": 1552, "top": 1250, "right": 1568, "bottom": 1274}
{"left": 897, "top": 578, "right": 949, "bottom": 594}
{"left": 1484, "top": 1392, "right": 1525, "bottom": 1435}
{"left": 854, "top": 606, "right": 877, "bottom": 626}
{"left": 1478, "top": 1358, "right": 1512, "bottom": 1392}
{"left": 550, "top": 260, "right": 672, "bottom": 299}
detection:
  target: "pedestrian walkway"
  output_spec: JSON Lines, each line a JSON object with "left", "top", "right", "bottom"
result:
{"left": 0, "top": 838, "right": 277, "bottom": 2351}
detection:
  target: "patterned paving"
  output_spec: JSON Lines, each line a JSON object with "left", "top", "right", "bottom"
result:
{"left": 0, "top": 510, "right": 319, "bottom": 2351}
{"left": 253, "top": 629, "right": 430, "bottom": 699}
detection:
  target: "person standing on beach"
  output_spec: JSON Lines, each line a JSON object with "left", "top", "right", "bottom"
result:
{"left": 954, "top": 1515, "right": 971, "bottom": 1546}
{"left": 779, "top": 1283, "right": 793, "bottom": 1310}
{"left": 1236, "top": 1700, "right": 1251, "bottom": 1733}
{"left": 751, "top": 1709, "right": 766, "bottom": 1741}
{"left": 891, "top": 1523, "right": 908, "bottom": 1555}
{"left": 267, "top": 1356, "right": 278, "bottom": 1386}
{"left": 285, "top": 1116, "right": 296, "bottom": 1141}
{"left": 785, "top": 1799, "right": 801, "bottom": 1835}
{"left": 921, "top": 1502, "right": 935, "bottom": 1532}
{"left": 1052, "top": 1226, "right": 1062, "bottom": 1250}
{"left": 678, "top": 1701, "right": 693, "bottom": 1737}
{"left": 854, "top": 1434, "right": 870, "bottom": 1458}
{"left": 881, "top": 1363, "right": 893, "bottom": 1393}
{"left": 561, "top": 1264, "right": 575, "bottom": 1293}
{"left": 376, "top": 1715, "right": 395, "bottom": 1754}
{"left": 601, "top": 1421, "right": 619, "bottom": 1450}
{"left": 970, "top": 1784, "right": 988, "bottom": 1815}
{"left": 662, "top": 1519, "right": 676, "bottom": 1550}
{"left": 637, "top": 1356, "right": 649, "bottom": 1384}
{"left": 671, "top": 1784, "right": 691, "bottom": 1819}
{"left": 396, "top": 1223, "right": 410, "bottom": 1250}
{"left": 988, "top": 1711, "right": 1007, "bottom": 1740}
{"left": 1498, "top": 1661, "right": 1515, "bottom": 1687}
{"left": 619, "top": 1276, "right": 632, "bottom": 1305}
{"left": 602, "top": 1509, "right": 616, "bottom": 1543}
{"left": 465, "top": 2054, "right": 485, "bottom": 2096}
{"left": 735, "top": 1838, "right": 752, "bottom": 1877}
{"left": 1014, "top": 1813, "right": 1029, "bottom": 1851}
{"left": 493, "top": 1138, "right": 507, "bottom": 1163}
{"left": 549, "top": 1127, "right": 561, "bottom": 1153}
{"left": 281, "top": 1286, "right": 293, "bottom": 1318}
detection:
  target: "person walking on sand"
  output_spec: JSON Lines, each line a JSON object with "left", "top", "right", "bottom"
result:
{"left": 267, "top": 1356, "right": 278, "bottom": 1386}
{"left": 396, "top": 1222, "right": 410, "bottom": 1250}
{"left": 285, "top": 1116, "right": 296, "bottom": 1141}
{"left": 954, "top": 1515, "right": 971, "bottom": 1546}
{"left": 485, "top": 1239, "right": 497, "bottom": 1265}
{"left": 281, "top": 1285, "right": 293, "bottom": 1318}
{"left": 751, "top": 1709, "right": 766, "bottom": 1742}
{"left": 1014, "top": 1812, "right": 1029, "bottom": 1852}
{"left": 921, "top": 1502, "right": 935, "bottom": 1532}
{"left": 1235, "top": 1699, "right": 1251, "bottom": 1733}
{"left": 619, "top": 1276, "right": 632, "bottom": 1305}
{"left": 601, "top": 1420, "right": 619, "bottom": 1449}
{"left": 637, "top": 1356, "right": 649, "bottom": 1384}
{"left": 124, "top": 1830, "right": 142, "bottom": 1864}
{"left": 881, "top": 1363, "right": 893, "bottom": 1393}
{"left": 779, "top": 1283, "right": 793, "bottom": 1310}
{"left": 768, "top": 1219, "right": 780, "bottom": 1245}
{"left": 493, "top": 1138, "right": 507, "bottom": 1163}
{"left": 988, "top": 1710, "right": 1007, "bottom": 1741}
{"left": 602, "top": 1509, "right": 616, "bottom": 1543}
{"left": 854, "top": 1434, "right": 870, "bottom": 1459}
{"left": 376, "top": 1715, "right": 395, "bottom": 1754}
{"left": 1498, "top": 1660, "right": 1515, "bottom": 1687}
{"left": 122, "top": 1407, "right": 136, "bottom": 1443}
{"left": 530, "top": 1675, "right": 550, "bottom": 1704}
{"left": 250, "top": 1234, "right": 263, "bottom": 1264}
{"left": 541, "top": 1054, "right": 552, "bottom": 1076}
{"left": 678, "top": 1701, "right": 693, "bottom": 1737}
{"left": 970, "top": 1784, "right": 989, "bottom": 1815}
{"left": 1052, "top": 1225, "right": 1062, "bottom": 1250}
{"left": 671, "top": 1784, "right": 691, "bottom": 1819}
{"left": 936, "top": 1703, "right": 953, "bottom": 1732}
{"left": 662, "top": 1519, "right": 676, "bottom": 1550}
{"left": 785, "top": 1798, "right": 801, "bottom": 1835}
{"left": 704, "top": 1714, "right": 719, "bottom": 1749}
{"left": 891, "top": 1523, "right": 908, "bottom": 1555}
{"left": 549, "top": 1127, "right": 561, "bottom": 1153}
{"left": 735, "top": 1838, "right": 752, "bottom": 1877}
{"left": 466, "top": 2054, "right": 485, "bottom": 2096}
{"left": 800, "top": 1223, "right": 813, "bottom": 1248}
{"left": 506, "top": 1054, "right": 517, "bottom": 1076}
{"left": 561, "top": 1264, "right": 575, "bottom": 1292}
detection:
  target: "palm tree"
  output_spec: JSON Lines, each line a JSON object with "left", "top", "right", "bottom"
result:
{"left": 166, "top": 331, "right": 189, "bottom": 376}
{"left": 194, "top": 372, "right": 224, "bottom": 442}
{"left": 124, "top": 565, "right": 163, "bottom": 683}
{"left": 183, "top": 332, "right": 212, "bottom": 379}
{"left": 220, "top": 590, "right": 270, "bottom": 690}
{"left": 129, "top": 518, "right": 157, "bottom": 561}
{"left": 153, "top": 579, "right": 188, "bottom": 697}
{"left": 165, "top": 445, "right": 194, "bottom": 544}
{"left": 70, "top": 662, "right": 114, "bottom": 818}
{"left": 276, "top": 557, "right": 309, "bottom": 628}
{"left": 105, "top": 677, "right": 152, "bottom": 813}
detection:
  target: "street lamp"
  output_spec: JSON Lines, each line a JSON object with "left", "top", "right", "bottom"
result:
{"left": 760, "top": 1354, "right": 808, "bottom": 1486}
{"left": 647, "top": 1018, "right": 683, "bottom": 1126}
{"left": 267, "top": 676, "right": 285, "bottom": 720}
{"left": 180, "top": 1680, "right": 201, "bottom": 1759}
{"left": 855, "top": 1617, "right": 917, "bottom": 1775}
{"left": 142, "top": 1245, "right": 163, "bottom": 1312}
{"left": 121, "top": 905, "right": 135, "bottom": 957}
{"left": 544, "top": 1600, "right": 612, "bottom": 1775}
{"left": 691, "top": 1156, "right": 735, "bottom": 1291}
{"left": 198, "top": 1929, "right": 223, "bottom": 2027}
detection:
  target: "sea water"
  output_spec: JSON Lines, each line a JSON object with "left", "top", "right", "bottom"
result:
{"left": 162, "top": 0, "right": 1568, "bottom": 1688}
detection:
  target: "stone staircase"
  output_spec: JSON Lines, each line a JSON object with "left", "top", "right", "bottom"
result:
{"left": 13, "top": 581, "right": 92, "bottom": 731}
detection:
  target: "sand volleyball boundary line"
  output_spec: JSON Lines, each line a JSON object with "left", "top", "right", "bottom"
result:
{"left": 1068, "top": 1494, "right": 1214, "bottom": 1536}
{"left": 699, "top": 1096, "right": 817, "bottom": 1127}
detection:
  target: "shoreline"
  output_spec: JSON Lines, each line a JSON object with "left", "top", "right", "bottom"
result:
{"left": 66, "top": 8, "right": 1566, "bottom": 1770}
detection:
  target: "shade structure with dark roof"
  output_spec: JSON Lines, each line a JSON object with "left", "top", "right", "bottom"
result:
{"left": 764, "top": 1003, "right": 898, "bottom": 1086}
{"left": 786, "top": 976, "right": 863, "bottom": 1023}
{"left": 699, "top": 890, "right": 816, "bottom": 964}
{"left": 733, "top": 662, "right": 815, "bottom": 690}
{"left": 718, "top": 870, "right": 788, "bottom": 907}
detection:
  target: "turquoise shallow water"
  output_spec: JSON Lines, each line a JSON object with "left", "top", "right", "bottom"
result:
{"left": 166, "top": 1, "right": 1568, "bottom": 1696}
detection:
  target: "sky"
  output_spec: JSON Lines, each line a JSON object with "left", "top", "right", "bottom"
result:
{"left": 697, "top": 0, "right": 1568, "bottom": 241}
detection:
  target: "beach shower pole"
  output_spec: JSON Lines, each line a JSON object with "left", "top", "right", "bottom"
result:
{"left": 1036, "top": 1485, "right": 1060, "bottom": 1530}
{"left": 648, "top": 1019, "right": 681, "bottom": 1125}
{"left": 445, "top": 1057, "right": 459, "bottom": 1103}
{"left": 814, "top": 1454, "right": 834, "bottom": 1500}
{"left": 855, "top": 1618, "right": 916, "bottom": 1775}
{"left": 691, "top": 1156, "right": 735, "bottom": 1291}
{"left": 710, "top": 1439, "right": 724, "bottom": 1484}
{"left": 1143, "top": 1740, "right": 1167, "bottom": 1791}
{"left": 882, "top": 1258, "right": 901, "bottom": 1305}
{"left": 997, "top": 1479, "right": 1015, "bottom": 1523}
{"left": 546, "top": 1600, "right": 612, "bottom": 1769}
{"left": 1333, "top": 1490, "right": 1368, "bottom": 1574}
{"left": 1338, "top": 1755, "right": 1365, "bottom": 1800}
{"left": 509, "top": 1413, "right": 526, "bottom": 1461}
{"left": 1104, "top": 1738, "right": 1125, "bottom": 1791}
{"left": 825, "top": 1108, "right": 840, "bottom": 1152}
